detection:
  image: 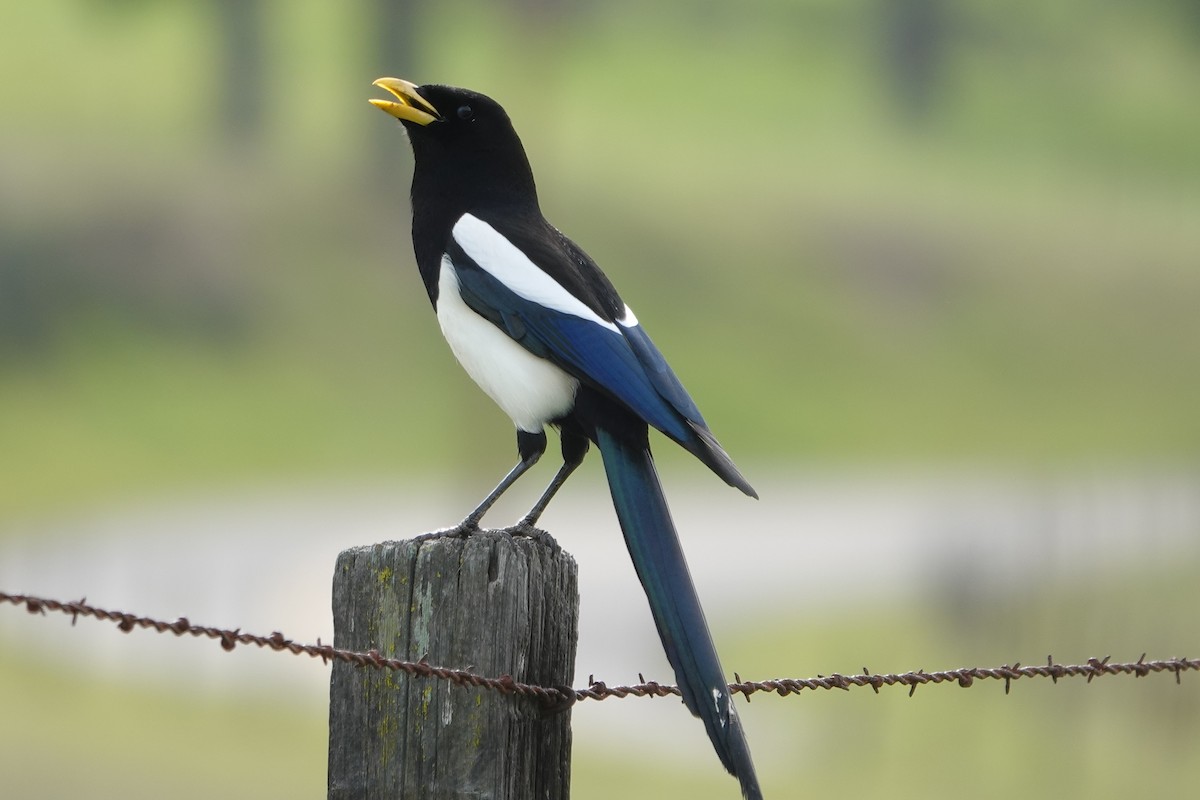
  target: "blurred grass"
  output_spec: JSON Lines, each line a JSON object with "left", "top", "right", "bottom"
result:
{"left": 0, "top": 648, "right": 324, "bottom": 799}
{"left": 2, "top": 561, "right": 1193, "bottom": 799}
{"left": 575, "top": 559, "right": 1200, "bottom": 799}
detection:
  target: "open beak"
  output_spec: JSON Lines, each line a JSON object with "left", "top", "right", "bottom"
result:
{"left": 369, "top": 78, "right": 440, "bottom": 125}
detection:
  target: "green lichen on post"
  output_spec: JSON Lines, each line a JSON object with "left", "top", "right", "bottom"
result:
{"left": 468, "top": 692, "right": 485, "bottom": 749}
{"left": 418, "top": 685, "right": 432, "bottom": 719}
{"left": 375, "top": 711, "right": 397, "bottom": 767}
{"left": 377, "top": 715, "right": 393, "bottom": 738}
{"left": 408, "top": 580, "right": 434, "bottom": 662}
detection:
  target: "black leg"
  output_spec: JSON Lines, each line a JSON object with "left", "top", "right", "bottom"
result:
{"left": 454, "top": 429, "right": 547, "bottom": 532}
{"left": 519, "top": 427, "right": 590, "bottom": 528}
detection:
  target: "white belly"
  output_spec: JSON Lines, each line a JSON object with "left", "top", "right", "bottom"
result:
{"left": 435, "top": 258, "right": 579, "bottom": 432}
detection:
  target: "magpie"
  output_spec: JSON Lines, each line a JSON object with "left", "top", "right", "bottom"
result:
{"left": 370, "top": 78, "right": 762, "bottom": 800}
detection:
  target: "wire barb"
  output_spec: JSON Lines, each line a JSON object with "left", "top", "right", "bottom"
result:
{"left": 2, "top": 590, "right": 1197, "bottom": 708}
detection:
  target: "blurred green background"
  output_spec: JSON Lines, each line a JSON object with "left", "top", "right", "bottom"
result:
{"left": 1, "top": 1, "right": 1198, "bottom": 798}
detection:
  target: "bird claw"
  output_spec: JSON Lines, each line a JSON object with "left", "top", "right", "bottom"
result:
{"left": 506, "top": 520, "right": 560, "bottom": 552}
{"left": 413, "top": 521, "right": 478, "bottom": 543}
{"left": 414, "top": 519, "right": 559, "bottom": 554}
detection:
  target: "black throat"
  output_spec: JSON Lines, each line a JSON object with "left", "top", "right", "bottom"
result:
{"left": 407, "top": 128, "right": 540, "bottom": 305}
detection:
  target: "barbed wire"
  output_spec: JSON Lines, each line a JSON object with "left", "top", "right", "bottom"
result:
{"left": 0, "top": 590, "right": 569, "bottom": 707}
{"left": 2, "top": 590, "right": 1195, "bottom": 709}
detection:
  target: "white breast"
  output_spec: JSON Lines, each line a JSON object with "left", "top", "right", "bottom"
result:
{"left": 435, "top": 257, "right": 579, "bottom": 433}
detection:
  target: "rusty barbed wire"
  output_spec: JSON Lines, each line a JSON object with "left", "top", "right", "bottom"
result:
{"left": 2, "top": 590, "right": 1195, "bottom": 708}
{"left": 0, "top": 590, "right": 570, "bottom": 706}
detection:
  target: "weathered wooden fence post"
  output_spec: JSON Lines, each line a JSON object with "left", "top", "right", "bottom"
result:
{"left": 328, "top": 532, "right": 579, "bottom": 799}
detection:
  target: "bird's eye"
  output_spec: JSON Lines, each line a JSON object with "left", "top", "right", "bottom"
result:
{"left": 457, "top": 105, "right": 474, "bottom": 121}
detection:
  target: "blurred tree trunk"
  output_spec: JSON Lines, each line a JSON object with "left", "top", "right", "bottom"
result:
{"left": 881, "top": 0, "right": 947, "bottom": 126}
{"left": 371, "top": 0, "right": 418, "bottom": 76}
{"left": 91, "top": 0, "right": 266, "bottom": 149}
{"left": 366, "top": 0, "right": 420, "bottom": 191}
{"left": 213, "top": 0, "right": 265, "bottom": 152}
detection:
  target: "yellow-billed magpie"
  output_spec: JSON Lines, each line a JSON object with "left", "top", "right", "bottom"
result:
{"left": 371, "top": 78, "right": 762, "bottom": 799}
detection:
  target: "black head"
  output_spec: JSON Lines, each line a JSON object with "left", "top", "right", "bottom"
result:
{"left": 370, "top": 78, "right": 538, "bottom": 217}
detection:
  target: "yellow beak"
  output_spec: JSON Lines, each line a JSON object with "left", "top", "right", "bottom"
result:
{"left": 369, "top": 78, "right": 440, "bottom": 125}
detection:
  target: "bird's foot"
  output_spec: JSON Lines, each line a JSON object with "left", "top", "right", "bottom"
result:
{"left": 505, "top": 519, "right": 560, "bottom": 553}
{"left": 413, "top": 518, "right": 481, "bottom": 543}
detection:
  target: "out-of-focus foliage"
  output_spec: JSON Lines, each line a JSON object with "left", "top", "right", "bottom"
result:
{"left": 1, "top": 0, "right": 1197, "bottom": 517}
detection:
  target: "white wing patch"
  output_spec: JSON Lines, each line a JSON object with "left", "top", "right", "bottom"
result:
{"left": 436, "top": 257, "right": 579, "bottom": 433}
{"left": 452, "top": 214, "right": 620, "bottom": 333}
